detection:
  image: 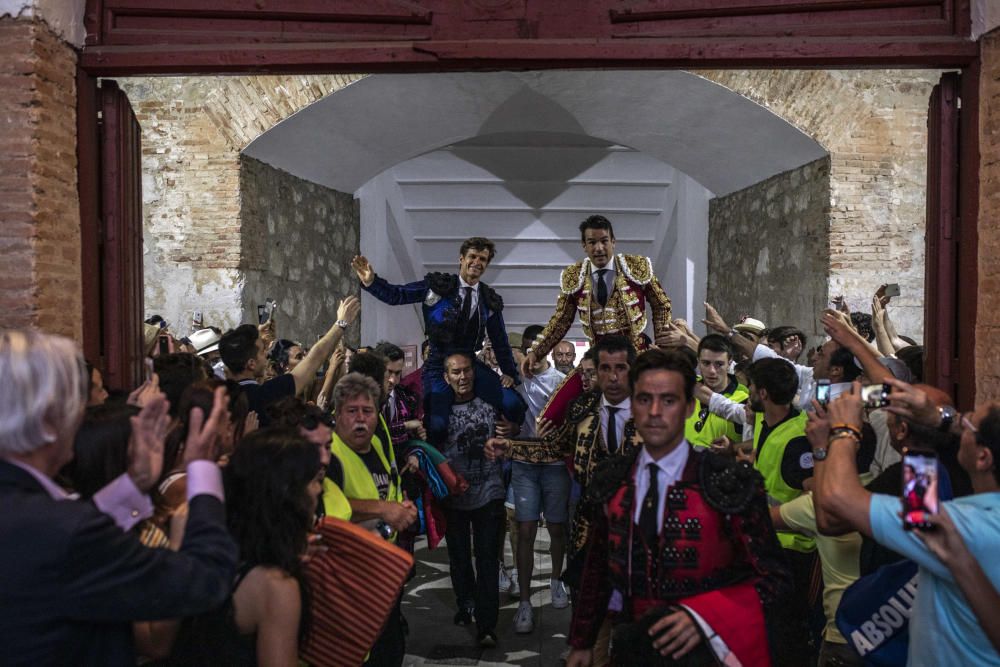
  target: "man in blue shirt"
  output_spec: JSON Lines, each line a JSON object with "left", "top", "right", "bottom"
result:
{"left": 815, "top": 380, "right": 1000, "bottom": 666}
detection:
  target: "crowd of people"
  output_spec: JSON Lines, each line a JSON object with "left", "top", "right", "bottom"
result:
{"left": 1, "top": 215, "right": 998, "bottom": 667}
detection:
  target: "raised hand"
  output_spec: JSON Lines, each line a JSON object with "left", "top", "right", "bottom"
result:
{"left": 520, "top": 351, "right": 537, "bottom": 379}
{"left": 127, "top": 372, "right": 163, "bottom": 408}
{"left": 127, "top": 395, "right": 172, "bottom": 492}
{"left": 181, "top": 386, "right": 230, "bottom": 464}
{"left": 702, "top": 302, "right": 729, "bottom": 334}
{"left": 351, "top": 255, "right": 375, "bottom": 286}
{"left": 336, "top": 295, "right": 361, "bottom": 325}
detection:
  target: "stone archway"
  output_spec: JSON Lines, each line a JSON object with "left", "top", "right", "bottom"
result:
{"left": 123, "top": 68, "right": 939, "bottom": 349}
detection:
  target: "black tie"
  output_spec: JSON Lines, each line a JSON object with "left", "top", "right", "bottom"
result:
{"left": 639, "top": 463, "right": 660, "bottom": 546}
{"left": 596, "top": 269, "right": 609, "bottom": 307}
{"left": 606, "top": 406, "right": 620, "bottom": 454}
{"left": 461, "top": 286, "right": 473, "bottom": 325}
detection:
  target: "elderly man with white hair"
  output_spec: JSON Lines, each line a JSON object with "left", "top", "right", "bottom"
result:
{"left": 0, "top": 329, "right": 237, "bottom": 667}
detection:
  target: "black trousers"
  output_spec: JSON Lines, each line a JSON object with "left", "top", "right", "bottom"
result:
{"left": 768, "top": 548, "right": 818, "bottom": 667}
{"left": 444, "top": 498, "right": 505, "bottom": 633}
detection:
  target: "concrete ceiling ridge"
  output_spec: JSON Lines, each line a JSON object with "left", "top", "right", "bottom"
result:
{"left": 242, "top": 70, "right": 829, "bottom": 197}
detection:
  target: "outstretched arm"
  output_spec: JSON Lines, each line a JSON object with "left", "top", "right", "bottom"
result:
{"left": 523, "top": 291, "right": 577, "bottom": 378}
{"left": 290, "top": 296, "right": 360, "bottom": 394}
{"left": 353, "top": 255, "right": 429, "bottom": 306}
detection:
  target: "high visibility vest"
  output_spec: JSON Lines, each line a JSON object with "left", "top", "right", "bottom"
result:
{"left": 685, "top": 380, "right": 750, "bottom": 448}
{"left": 753, "top": 410, "right": 815, "bottom": 553}
{"left": 322, "top": 478, "right": 353, "bottom": 521}
{"left": 330, "top": 430, "right": 402, "bottom": 506}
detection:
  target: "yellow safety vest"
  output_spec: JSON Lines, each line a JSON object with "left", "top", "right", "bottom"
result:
{"left": 330, "top": 430, "right": 402, "bottom": 505}
{"left": 753, "top": 410, "right": 815, "bottom": 553}
{"left": 685, "top": 379, "right": 750, "bottom": 448}
{"left": 322, "top": 478, "right": 353, "bottom": 521}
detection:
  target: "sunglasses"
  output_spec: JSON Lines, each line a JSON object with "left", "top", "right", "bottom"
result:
{"left": 694, "top": 406, "right": 709, "bottom": 432}
{"left": 301, "top": 413, "right": 335, "bottom": 431}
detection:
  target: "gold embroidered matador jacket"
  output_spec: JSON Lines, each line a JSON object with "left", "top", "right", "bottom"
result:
{"left": 528, "top": 253, "right": 672, "bottom": 360}
{"left": 553, "top": 389, "right": 643, "bottom": 555}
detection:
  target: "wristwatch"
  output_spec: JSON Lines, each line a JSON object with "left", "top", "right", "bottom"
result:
{"left": 335, "top": 319, "right": 350, "bottom": 329}
{"left": 726, "top": 329, "right": 738, "bottom": 339}
{"left": 938, "top": 405, "right": 957, "bottom": 432}
{"left": 813, "top": 446, "right": 828, "bottom": 461}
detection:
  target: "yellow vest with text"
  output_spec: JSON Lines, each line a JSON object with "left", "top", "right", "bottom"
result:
{"left": 685, "top": 379, "right": 750, "bottom": 448}
{"left": 753, "top": 410, "right": 815, "bottom": 553}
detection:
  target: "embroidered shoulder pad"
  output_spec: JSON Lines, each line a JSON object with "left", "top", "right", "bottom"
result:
{"left": 619, "top": 254, "right": 654, "bottom": 285}
{"left": 566, "top": 389, "right": 601, "bottom": 425}
{"left": 425, "top": 272, "right": 458, "bottom": 297}
{"left": 699, "top": 450, "right": 761, "bottom": 514}
{"left": 480, "top": 282, "right": 504, "bottom": 312}
{"left": 585, "top": 448, "right": 640, "bottom": 505}
{"left": 560, "top": 261, "right": 586, "bottom": 295}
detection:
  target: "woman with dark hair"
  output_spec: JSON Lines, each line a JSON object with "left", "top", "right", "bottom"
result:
{"left": 154, "top": 379, "right": 245, "bottom": 528}
{"left": 169, "top": 427, "right": 322, "bottom": 666}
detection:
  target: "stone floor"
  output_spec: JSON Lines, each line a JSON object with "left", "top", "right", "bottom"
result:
{"left": 402, "top": 528, "right": 572, "bottom": 666}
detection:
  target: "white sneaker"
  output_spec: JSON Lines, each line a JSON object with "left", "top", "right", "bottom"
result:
{"left": 550, "top": 579, "right": 569, "bottom": 609}
{"left": 508, "top": 568, "right": 520, "bottom": 597}
{"left": 498, "top": 563, "right": 512, "bottom": 593}
{"left": 514, "top": 600, "right": 534, "bottom": 634}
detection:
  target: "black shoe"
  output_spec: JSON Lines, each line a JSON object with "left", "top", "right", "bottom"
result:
{"left": 453, "top": 609, "right": 473, "bottom": 626}
{"left": 477, "top": 629, "right": 497, "bottom": 648}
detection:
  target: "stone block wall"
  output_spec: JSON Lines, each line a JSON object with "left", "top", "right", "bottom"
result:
{"left": 978, "top": 29, "right": 1000, "bottom": 400}
{"left": 239, "top": 156, "right": 360, "bottom": 346}
{"left": 708, "top": 158, "right": 831, "bottom": 342}
{"left": 119, "top": 75, "right": 362, "bottom": 337}
{"left": 701, "top": 70, "right": 940, "bottom": 343}
{"left": 0, "top": 18, "right": 80, "bottom": 340}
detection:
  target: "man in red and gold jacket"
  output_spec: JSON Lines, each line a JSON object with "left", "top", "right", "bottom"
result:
{"left": 521, "top": 215, "right": 672, "bottom": 426}
{"left": 566, "top": 349, "right": 790, "bottom": 667}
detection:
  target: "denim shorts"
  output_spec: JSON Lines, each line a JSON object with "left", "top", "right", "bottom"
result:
{"left": 510, "top": 461, "right": 570, "bottom": 523}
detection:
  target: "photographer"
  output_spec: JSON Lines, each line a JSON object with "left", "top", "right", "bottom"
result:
{"left": 812, "top": 381, "right": 1000, "bottom": 666}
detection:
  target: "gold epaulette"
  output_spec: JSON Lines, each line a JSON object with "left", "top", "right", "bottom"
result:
{"left": 619, "top": 254, "right": 654, "bottom": 285}
{"left": 560, "top": 261, "right": 587, "bottom": 295}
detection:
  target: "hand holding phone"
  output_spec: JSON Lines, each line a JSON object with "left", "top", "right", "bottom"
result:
{"left": 815, "top": 379, "right": 831, "bottom": 406}
{"left": 902, "top": 447, "right": 939, "bottom": 530}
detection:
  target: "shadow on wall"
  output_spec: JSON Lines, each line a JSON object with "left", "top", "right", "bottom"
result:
{"left": 706, "top": 156, "right": 832, "bottom": 344}
{"left": 239, "top": 155, "right": 361, "bottom": 346}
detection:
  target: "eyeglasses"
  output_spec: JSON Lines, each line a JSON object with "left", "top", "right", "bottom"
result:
{"left": 694, "top": 407, "right": 709, "bottom": 432}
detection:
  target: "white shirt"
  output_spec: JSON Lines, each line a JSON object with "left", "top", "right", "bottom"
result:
{"left": 458, "top": 276, "right": 480, "bottom": 313}
{"left": 632, "top": 442, "right": 690, "bottom": 527}
{"left": 600, "top": 395, "right": 631, "bottom": 451}
{"left": 752, "top": 345, "right": 851, "bottom": 411}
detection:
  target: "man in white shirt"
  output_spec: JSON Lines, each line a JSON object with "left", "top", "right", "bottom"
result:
{"left": 566, "top": 348, "right": 789, "bottom": 667}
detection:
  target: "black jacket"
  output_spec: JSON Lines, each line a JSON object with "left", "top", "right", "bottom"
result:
{"left": 0, "top": 460, "right": 237, "bottom": 666}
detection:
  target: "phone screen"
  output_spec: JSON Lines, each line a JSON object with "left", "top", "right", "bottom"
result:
{"left": 815, "top": 380, "right": 831, "bottom": 406}
{"left": 902, "top": 448, "right": 939, "bottom": 530}
{"left": 158, "top": 335, "right": 170, "bottom": 356}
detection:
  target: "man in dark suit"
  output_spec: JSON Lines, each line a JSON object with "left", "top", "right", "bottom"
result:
{"left": 353, "top": 237, "right": 525, "bottom": 445}
{"left": 0, "top": 329, "right": 237, "bottom": 667}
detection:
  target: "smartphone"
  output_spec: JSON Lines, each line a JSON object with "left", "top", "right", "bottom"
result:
{"left": 901, "top": 448, "right": 939, "bottom": 530}
{"left": 884, "top": 283, "right": 901, "bottom": 298}
{"left": 192, "top": 310, "right": 203, "bottom": 327}
{"left": 861, "top": 382, "right": 892, "bottom": 408}
{"left": 815, "top": 379, "right": 831, "bottom": 406}
{"left": 157, "top": 334, "right": 170, "bottom": 356}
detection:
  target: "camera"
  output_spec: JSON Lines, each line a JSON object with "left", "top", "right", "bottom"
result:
{"left": 861, "top": 382, "right": 892, "bottom": 409}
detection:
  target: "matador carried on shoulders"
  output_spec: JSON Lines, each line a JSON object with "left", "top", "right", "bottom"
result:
{"left": 520, "top": 214, "right": 673, "bottom": 425}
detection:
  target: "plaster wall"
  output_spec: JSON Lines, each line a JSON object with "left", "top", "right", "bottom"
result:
{"left": 0, "top": 0, "right": 85, "bottom": 46}
{"left": 977, "top": 28, "right": 1000, "bottom": 400}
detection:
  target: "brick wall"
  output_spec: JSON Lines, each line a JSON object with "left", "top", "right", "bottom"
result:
{"left": 978, "top": 30, "right": 1000, "bottom": 401}
{"left": 701, "top": 70, "right": 939, "bottom": 343}
{"left": 0, "top": 18, "right": 80, "bottom": 340}
{"left": 239, "top": 156, "right": 360, "bottom": 346}
{"left": 708, "top": 158, "right": 831, "bottom": 344}
{"left": 119, "top": 75, "right": 362, "bottom": 336}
